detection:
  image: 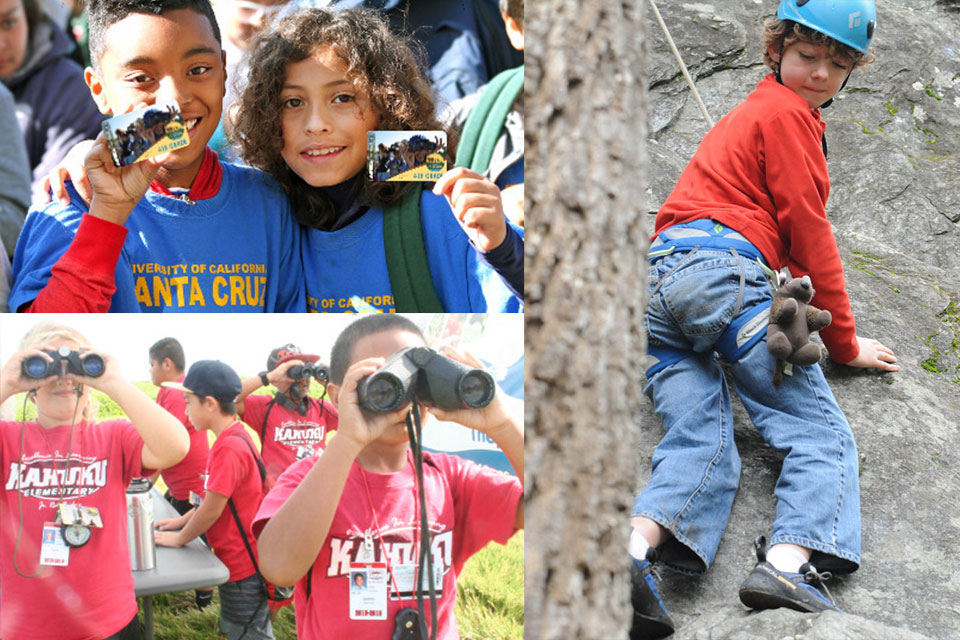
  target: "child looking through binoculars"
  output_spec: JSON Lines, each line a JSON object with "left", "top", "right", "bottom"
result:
{"left": 237, "top": 344, "right": 339, "bottom": 488}
{"left": 0, "top": 322, "right": 189, "bottom": 640}
{"left": 251, "top": 314, "right": 523, "bottom": 639}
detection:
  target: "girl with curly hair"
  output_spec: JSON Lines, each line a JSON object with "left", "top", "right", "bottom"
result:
{"left": 233, "top": 8, "right": 523, "bottom": 312}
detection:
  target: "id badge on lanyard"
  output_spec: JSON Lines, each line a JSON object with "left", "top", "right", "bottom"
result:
{"left": 350, "top": 534, "right": 387, "bottom": 620}
{"left": 40, "top": 522, "right": 70, "bottom": 566}
{"left": 349, "top": 561, "right": 388, "bottom": 620}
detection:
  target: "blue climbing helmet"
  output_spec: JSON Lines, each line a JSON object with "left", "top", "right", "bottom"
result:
{"left": 777, "top": 0, "right": 876, "bottom": 54}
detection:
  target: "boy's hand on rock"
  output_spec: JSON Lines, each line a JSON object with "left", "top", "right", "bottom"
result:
{"left": 845, "top": 336, "right": 899, "bottom": 372}
{"left": 433, "top": 168, "right": 508, "bottom": 252}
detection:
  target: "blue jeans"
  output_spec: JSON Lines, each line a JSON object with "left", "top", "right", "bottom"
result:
{"left": 634, "top": 249, "right": 860, "bottom": 575}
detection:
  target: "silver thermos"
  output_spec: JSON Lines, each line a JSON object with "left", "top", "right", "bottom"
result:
{"left": 126, "top": 478, "right": 156, "bottom": 571}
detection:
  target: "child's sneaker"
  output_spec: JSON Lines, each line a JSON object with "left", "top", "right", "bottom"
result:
{"left": 630, "top": 548, "right": 675, "bottom": 639}
{"left": 738, "top": 536, "right": 840, "bottom": 613}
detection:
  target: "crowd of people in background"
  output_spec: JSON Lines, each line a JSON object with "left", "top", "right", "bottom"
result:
{"left": 0, "top": 0, "right": 525, "bottom": 313}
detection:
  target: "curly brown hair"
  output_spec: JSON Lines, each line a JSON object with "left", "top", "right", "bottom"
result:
{"left": 233, "top": 8, "right": 456, "bottom": 230}
{"left": 762, "top": 18, "right": 875, "bottom": 71}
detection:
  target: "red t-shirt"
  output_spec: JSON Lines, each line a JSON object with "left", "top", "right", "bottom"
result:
{"left": 252, "top": 450, "right": 522, "bottom": 640}
{"left": 204, "top": 422, "right": 263, "bottom": 581}
{"left": 240, "top": 394, "right": 338, "bottom": 484}
{"left": 156, "top": 378, "right": 209, "bottom": 500}
{"left": 0, "top": 419, "right": 150, "bottom": 640}
{"left": 655, "top": 73, "right": 858, "bottom": 363}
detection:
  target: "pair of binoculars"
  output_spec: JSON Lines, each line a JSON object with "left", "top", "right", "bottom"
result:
{"left": 357, "top": 347, "right": 495, "bottom": 413}
{"left": 22, "top": 346, "right": 105, "bottom": 379}
{"left": 286, "top": 363, "right": 329, "bottom": 382}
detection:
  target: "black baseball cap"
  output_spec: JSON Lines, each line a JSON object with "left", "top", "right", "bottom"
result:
{"left": 267, "top": 344, "right": 319, "bottom": 372}
{"left": 162, "top": 360, "right": 241, "bottom": 402}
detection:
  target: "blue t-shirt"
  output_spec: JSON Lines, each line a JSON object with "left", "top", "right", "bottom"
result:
{"left": 301, "top": 190, "right": 521, "bottom": 313}
{"left": 10, "top": 163, "right": 305, "bottom": 312}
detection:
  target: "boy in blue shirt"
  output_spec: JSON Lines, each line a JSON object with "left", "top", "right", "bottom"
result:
{"left": 9, "top": 0, "right": 304, "bottom": 312}
{"left": 631, "top": 2, "right": 895, "bottom": 638}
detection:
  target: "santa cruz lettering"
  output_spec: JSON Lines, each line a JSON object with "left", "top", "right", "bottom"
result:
{"left": 5, "top": 459, "right": 109, "bottom": 499}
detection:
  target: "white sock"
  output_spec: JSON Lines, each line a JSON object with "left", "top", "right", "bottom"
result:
{"left": 629, "top": 528, "right": 652, "bottom": 561}
{"left": 766, "top": 544, "right": 810, "bottom": 574}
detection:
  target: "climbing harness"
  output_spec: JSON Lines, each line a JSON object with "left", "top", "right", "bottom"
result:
{"left": 645, "top": 220, "right": 778, "bottom": 377}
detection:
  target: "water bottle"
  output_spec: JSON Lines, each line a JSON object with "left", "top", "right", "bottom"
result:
{"left": 126, "top": 478, "right": 156, "bottom": 571}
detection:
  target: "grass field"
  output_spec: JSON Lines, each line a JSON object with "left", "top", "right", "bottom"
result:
{"left": 140, "top": 533, "right": 523, "bottom": 640}
{"left": 11, "top": 386, "right": 524, "bottom": 639}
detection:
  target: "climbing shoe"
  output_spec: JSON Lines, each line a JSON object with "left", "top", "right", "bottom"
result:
{"left": 738, "top": 536, "right": 840, "bottom": 613}
{"left": 630, "top": 548, "right": 675, "bottom": 639}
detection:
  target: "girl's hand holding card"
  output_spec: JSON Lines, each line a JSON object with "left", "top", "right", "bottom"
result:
{"left": 433, "top": 167, "right": 508, "bottom": 252}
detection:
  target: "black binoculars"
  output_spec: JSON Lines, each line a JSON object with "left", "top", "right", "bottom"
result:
{"left": 22, "top": 346, "right": 105, "bottom": 379}
{"left": 357, "top": 347, "right": 495, "bottom": 413}
{"left": 286, "top": 363, "right": 329, "bottom": 382}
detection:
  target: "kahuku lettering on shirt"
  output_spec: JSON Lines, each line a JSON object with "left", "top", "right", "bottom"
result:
{"left": 131, "top": 262, "right": 269, "bottom": 309}
{"left": 273, "top": 420, "right": 326, "bottom": 447}
{"left": 5, "top": 454, "right": 109, "bottom": 500}
{"left": 328, "top": 523, "right": 452, "bottom": 597}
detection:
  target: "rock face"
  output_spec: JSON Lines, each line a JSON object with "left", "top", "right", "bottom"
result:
{"left": 638, "top": 2, "right": 960, "bottom": 639}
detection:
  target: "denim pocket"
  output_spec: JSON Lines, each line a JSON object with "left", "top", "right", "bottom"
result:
{"left": 660, "top": 252, "right": 740, "bottom": 340}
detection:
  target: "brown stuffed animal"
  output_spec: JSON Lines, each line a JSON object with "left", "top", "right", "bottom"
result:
{"left": 767, "top": 272, "right": 832, "bottom": 385}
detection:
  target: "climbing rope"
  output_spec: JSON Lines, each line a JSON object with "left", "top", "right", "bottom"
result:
{"left": 648, "top": 0, "right": 716, "bottom": 128}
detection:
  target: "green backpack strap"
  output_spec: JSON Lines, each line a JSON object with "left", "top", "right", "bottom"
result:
{"left": 382, "top": 184, "right": 444, "bottom": 312}
{"left": 455, "top": 65, "right": 524, "bottom": 174}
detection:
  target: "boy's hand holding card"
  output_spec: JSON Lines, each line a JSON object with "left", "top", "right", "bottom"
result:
{"left": 101, "top": 99, "right": 190, "bottom": 168}
{"left": 84, "top": 101, "right": 186, "bottom": 225}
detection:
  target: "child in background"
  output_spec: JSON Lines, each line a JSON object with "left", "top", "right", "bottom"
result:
{"left": 148, "top": 336, "right": 215, "bottom": 610}
{"left": 252, "top": 314, "right": 524, "bottom": 639}
{"left": 234, "top": 8, "right": 523, "bottom": 312}
{"left": 443, "top": 0, "right": 524, "bottom": 228}
{"left": 237, "top": 343, "right": 338, "bottom": 486}
{"left": 0, "top": 0, "right": 103, "bottom": 200}
{"left": 0, "top": 322, "right": 189, "bottom": 640}
{"left": 9, "top": 0, "right": 304, "bottom": 313}
{"left": 631, "top": 2, "right": 897, "bottom": 638}
{"left": 207, "top": 0, "right": 289, "bottom": 162}
{"left": 154, "top": 360, "right": 274, "bottom": 640}
{"left": 0, "top": 81, "right": 31, "bottom": 261}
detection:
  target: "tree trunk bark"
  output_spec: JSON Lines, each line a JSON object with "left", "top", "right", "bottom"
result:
{"left": 524, "top": 1, "right": 650, "bottom": 638}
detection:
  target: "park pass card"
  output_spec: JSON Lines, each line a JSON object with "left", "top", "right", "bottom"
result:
{"left": 102, "top": 99, "right": 190, "bottom": 167}
{"left": 367, "top": 130, "right": 447, "bottom": 182}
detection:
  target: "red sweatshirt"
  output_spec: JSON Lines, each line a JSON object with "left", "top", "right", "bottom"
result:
{"left": 22, "top": 148, "right": 223, "bottom": 313}
{"left": 655, "top": 74, "right": 858, "bottom": 363}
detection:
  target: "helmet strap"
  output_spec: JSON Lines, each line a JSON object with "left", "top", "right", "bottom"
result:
{"left": 775, "top": 36, "right": 786, "bottom": 85}
{"left": 819, "top": 68, "right": 853, "bottom": 110}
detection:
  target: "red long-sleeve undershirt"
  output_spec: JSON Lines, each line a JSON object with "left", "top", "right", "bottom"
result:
{"left": 20, "top": 148, "right": 223, "bottom": 312}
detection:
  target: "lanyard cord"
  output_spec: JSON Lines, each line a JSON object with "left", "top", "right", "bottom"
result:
{"left": 405, "top": 403, "right": 438, "bottom": 640}
{"left": 13, "top": 388, "right": 82, "bottom": 578}
{"left": 359, "top": 449, "right": 417, "bottom": 599}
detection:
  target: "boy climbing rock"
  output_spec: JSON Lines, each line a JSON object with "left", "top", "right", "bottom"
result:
{"left": 630, "top": 1, "right": 898, "bottom": 637}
